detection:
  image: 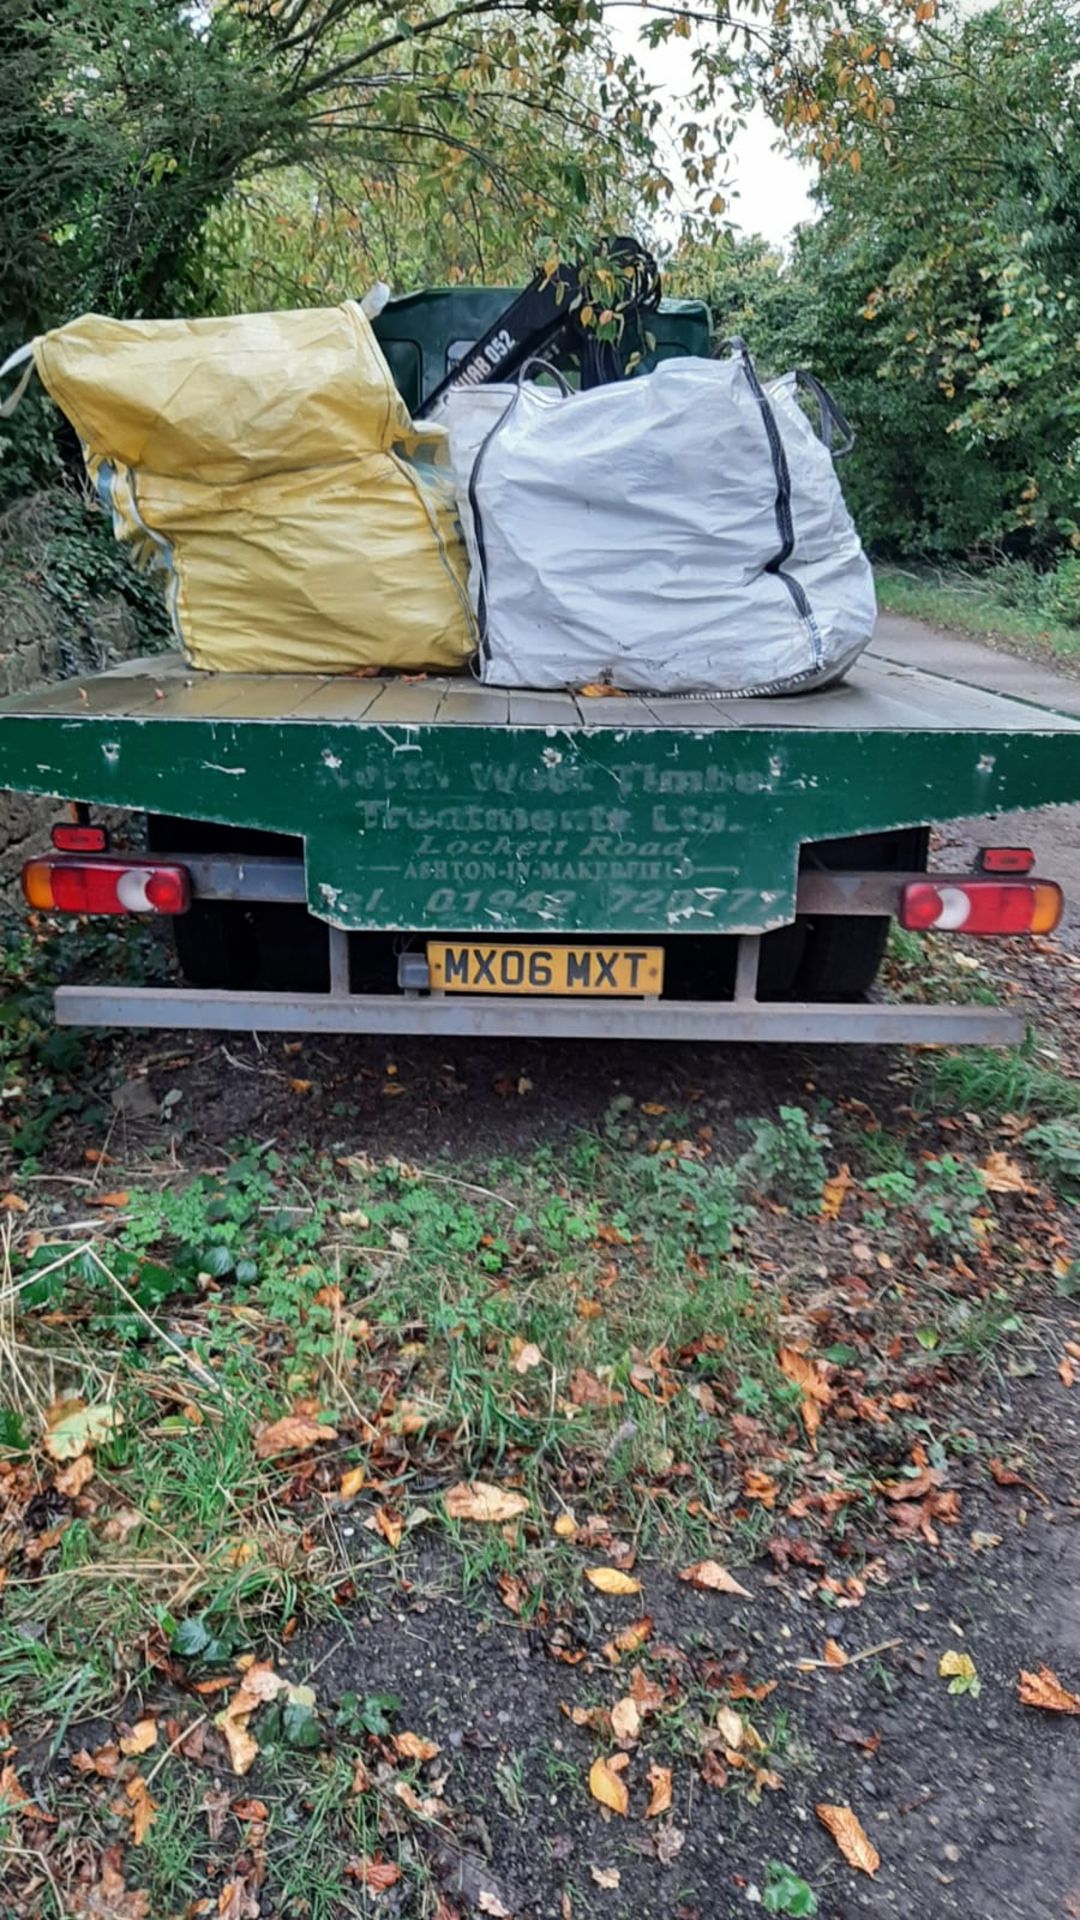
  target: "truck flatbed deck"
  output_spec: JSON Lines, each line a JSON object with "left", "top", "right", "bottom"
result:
{"left": 3, "top": 640, "right": 1079, "bottom": 928}
{"left": 5, "top": 639, "right": 1079, "bottom": 734}
{"left": 4, "top": 639, "right": 1080, "bottom": 1044}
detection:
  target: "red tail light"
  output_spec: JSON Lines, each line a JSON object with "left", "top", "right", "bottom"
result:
{"left": 22, "top": 856, "right": 190, "bottom": 917}
{"left": 52, "top": 824, "right": 109, "bottom": 853}
{"left": 976, "top": 846, "right": 1035, "bottom": 875}
{"left": 901, "top": 878, "right": 1062, "bottom": 936}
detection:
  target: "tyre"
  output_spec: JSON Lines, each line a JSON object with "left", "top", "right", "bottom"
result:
{"left": 794, "top": 827, "right": 930, "bottom": 1001}
{"left": 146, "top": 816, "right": 328, "bottom": 993}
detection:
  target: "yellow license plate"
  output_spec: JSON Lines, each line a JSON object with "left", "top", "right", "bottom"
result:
{"left": 426, "top": 942, "right": 664, "bottom": 996}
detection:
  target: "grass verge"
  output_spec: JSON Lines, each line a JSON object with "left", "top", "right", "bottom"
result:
{"left": 1, "top": 919, "right": 1078, "bottom": 1916}
{"left": 876, "top": 562, "right": 1080, "bottom": 668}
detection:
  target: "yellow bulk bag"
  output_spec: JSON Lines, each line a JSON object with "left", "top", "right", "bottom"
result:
{"left": 31, "top": 303, "right": 411, "bottom": 481}
{"left": 1, "top": 303, "right": 476, "bottom": 674}
{"left": 101, "top": 452, "right": 474, "bottom": 675}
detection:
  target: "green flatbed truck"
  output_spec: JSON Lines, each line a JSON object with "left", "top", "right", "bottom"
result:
{"left": 2, "top": 288, "right": 1079, "bottom": 1046}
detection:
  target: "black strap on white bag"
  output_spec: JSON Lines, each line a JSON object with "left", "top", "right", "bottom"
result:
{"left": 725, "top": 336, "right": 825, "bottom": 674}
{"left": 789, "top": 367, "right": 855, "bottom": 457}
{"left": 467, "top": 357, "right": 573, "bottom": 666}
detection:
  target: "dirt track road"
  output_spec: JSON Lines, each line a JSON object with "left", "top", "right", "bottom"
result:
{"left": 871, "top": 613, "right": 1080, "bottom": 941}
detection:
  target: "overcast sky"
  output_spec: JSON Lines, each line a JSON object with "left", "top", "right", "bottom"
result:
{"left": 606, "top": 6, "right": 818, "bottom": 247}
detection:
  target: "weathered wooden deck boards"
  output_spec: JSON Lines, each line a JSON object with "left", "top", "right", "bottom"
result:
{"left": 4, "top": 649, "right": 1079, "bottom": 734}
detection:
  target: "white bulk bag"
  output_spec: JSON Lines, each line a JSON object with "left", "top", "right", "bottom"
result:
{"left": 446, "top": 344, "right": 876, "bottom": 695}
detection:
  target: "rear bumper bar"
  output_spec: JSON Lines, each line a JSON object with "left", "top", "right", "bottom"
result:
{"left": 49, "top": 863, "right": 1029, "bottom": 1043}
{"left": 54, "top": 982, "right": 1023, "bottom": 1046}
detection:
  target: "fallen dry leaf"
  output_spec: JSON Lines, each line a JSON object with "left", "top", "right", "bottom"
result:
{"left": 444, "top": 1481, "right": 528, "bottom": 1525}
{"left": 629, "top": 1666, "right": 666, "bottom": 1714}
{"left": 569, "top": 1367, "right": 621, "bottom": 1408}
{"left": 254, "top": 1414, "right": 338, "bottom": 1459}
{"left": 68, "top": 1847, "right": 151, "bottom": 1918}
{"left": 729, "top": 1673, "right": 778, "bottom": 1703}
{"left": 1018, "top": 1666, "right": 1080, "bottom": 1714}
{"left": 119, "top": 1719, "right": 158, "bottom": 1757}
{"left": 215, "top": 1661, "right": 286, "bottom": 1776}
{"left": 980, "top": 1151, "right": 1030, "bottom": 1194}
{"left": 610, "top": 1697, "right": 641, "bottom": 1743}
{"left": 0, "top": 1763, "right": 48, "bottom": 1822}
{"left": 231, "top": 1796, "right": 269, "bottom": 1823}
{"left": 43, "top": 1398, "right": 122, "bottom": 1462}
{"left": 477, "top": 1893, "right": 513, "bottom": 1918}
{"left": 217, "top": 1876, "right": 261, "bottom": 1920}
{"left": 218, "top": 1716, "right": 259, "bottom": 1777}
{"left": 645, "top": 1763, "right": 673, "bottom": 1818}
{"left": 125, "top": 1776, "right": 158, "bottom": 1846}
{"left": 821, "top": 1163, "right": 854, "bottom": 1219}
{"left": 71, "top": 1745, "right": 121, "bottom": 1779}
{"left": 579, "top": 683, "right": 626, "bottom": 698}
{"left": 231, "top": 1660, "right": 285, "bottom": 1705}
{"left": 564, "top": 1703, "right": 610, "bottom": 1733}
{"left": 585, "top": 1566, "right": 642, "bottom": 1596}
{"left": 678, "top": 1560, "right": 752, "bottom": 1598}
{"left": 715, "top": 1704, "right": 744, "bottom": 1749}
{"left": 589, "top": 1755, "right": 629, "bottom": 1817}
{"left": 55, "top": 1453, "right": 95, "bottom": 1497}
{"left": 367, "top": 1505, "right": 404, "bottom": 1549}
{"left": 939, "top": 1650, "right": 978, "bottom": 1689}
{"left": 497, "top": 1572, "right": 527, "bottom": 1615}
{"left": 393, "top": 1731, "right": 441, "bottom": 1763}
{"left": 816, "top": 1803, "right": 880, "bottom": 1875}
{"left": 510, "top": 1340, "right": 544, "bottom": 1374}
{"left": 1060, "top": 1356, "right": 1076, "bottom": 1390}
{"left": 654, "top": 1821, "right": 686, "bottom": 1866}
{"left": 824, "top": 1638, "right": 848, "bottom": 1669}
{"left": 608, "top": 1616, "right": 653, "bottom": 1658}
{"left": 1, "top": 1191, "right": 29, "bottom": 1213}
{"left": 347, "top": 1858, "right": 402, "bottom": 1892}
{"left": 590, "top": 1865, "right": 620, "bottom": 1889}
{"left": 553, "top": 1511, "right": 577, "bottom": 1538}
{"left": 202, "top": 1786, "right": 231, "bottom": 1842}
{"left": 779, "top": 1347, "right": 833, "bottom": 1448}
{"left": 89, "top": 1191, "right": 130, "bottom": 1210}
{"left": 338, "top": 1464, "right": 366, "bottom": 1499}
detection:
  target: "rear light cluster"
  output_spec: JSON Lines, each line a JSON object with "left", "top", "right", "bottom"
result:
{"left": 22, "top": 856, "right": 190, "bottom": 917}
{"left": 900, "top": 878, "right": 1062, "bottom": 936}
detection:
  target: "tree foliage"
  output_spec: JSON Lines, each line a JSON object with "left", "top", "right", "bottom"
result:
{"left": 2, "top": 0, "right": 938, "bottom": 337}
{"left": 678, "top": 0, "right": 1079, "bottom": 559}
{"left": 6, "top": 0, "right": 1072, "bottom": 573}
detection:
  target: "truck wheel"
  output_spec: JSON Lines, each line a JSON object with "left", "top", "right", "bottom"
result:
{"left": 170, "top": 902, "right": 259, "bottom": 991}
{"left": 146, "top": 815, "right": 260, "bottom": 989}
{"left": 795, "top": 827, "right": 929, "bottom": 1002}
{"left": 794, "top": 915, "right": 891, "bottom": 1002}
{"left": 248, "top": 904, "right": 330, "bottom": 994}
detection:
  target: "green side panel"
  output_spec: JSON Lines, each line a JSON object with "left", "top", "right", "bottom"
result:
{"left": 4, "top": 714, "right": 1080, "bottom": 935}
{"left": 372, "top": 291, "right": 711, "bottom": 413}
